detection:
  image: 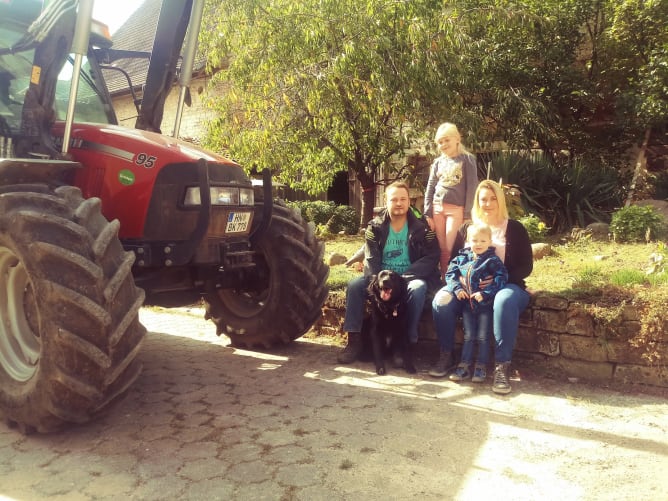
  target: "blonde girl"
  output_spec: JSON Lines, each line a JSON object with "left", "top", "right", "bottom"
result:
{"left": 424, "top": 122, "right": 478, "bottom": 278}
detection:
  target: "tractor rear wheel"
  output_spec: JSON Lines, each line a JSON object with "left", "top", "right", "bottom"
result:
{"left": 0, "top": 185, "right": 145, "bottom": 433}
{"left": 203, "top": 201, "right": 329, "bottom": 348}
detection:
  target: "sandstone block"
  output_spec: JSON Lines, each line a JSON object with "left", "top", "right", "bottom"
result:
{"left": 614, "top": 364, "right": 668, "bottom": 387}
{"left": 328, "top": 253, "right": 348, "bottom": 266}
{"left": 566, "top": 310, "right": 595, "bottom": 336}
{"left": 516, "top": 328, "right": 559, "bottom": 356}
{"left": 532, "top": 294, "right": 569, "bottom": 310}
{"left": 534, "top": 309, "right": 568, "bottom": 333}
{"left": 553, "top": 358, "right": 614, "bottom": 382}
{"left": 605, "top": 340, "right": 656, "bottom": 365}
{"left": 532, "top": 243, "right": 552, "bottom": 260}
{"left": 586, "top": 222, "right": 610, "bottom": 241}
{"left": 560, "top": 334, "right": 609, "bottom": 362}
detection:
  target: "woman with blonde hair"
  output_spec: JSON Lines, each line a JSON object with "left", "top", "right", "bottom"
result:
{"left": 423, "top": 122, "right": 478, "bottom": 279}
{"left": 429, "top": 180, "right": 533, "bottom": 394}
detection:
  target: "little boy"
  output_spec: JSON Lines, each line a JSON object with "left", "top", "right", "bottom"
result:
{"left": 444, "top": 223, "right": 508, "bottom": 382}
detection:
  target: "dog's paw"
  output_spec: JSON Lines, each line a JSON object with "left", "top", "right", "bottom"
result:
{"left": 404, "top": 362, "right": 417, "bottom": 374}
{"left": 376, "top": 366, "right": 386, "bottom": 375}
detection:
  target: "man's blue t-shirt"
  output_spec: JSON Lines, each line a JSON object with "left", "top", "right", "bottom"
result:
{"left": 381, "top": 223, "right": 410, "bottom": 274}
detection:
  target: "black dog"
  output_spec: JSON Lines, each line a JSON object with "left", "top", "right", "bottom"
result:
{"left": 365, "top": 270, "right": 416, "bottom": 375}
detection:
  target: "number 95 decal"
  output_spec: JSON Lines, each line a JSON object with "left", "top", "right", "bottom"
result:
{"left": 135, "top": 153, "right": 157, "bottom": 168}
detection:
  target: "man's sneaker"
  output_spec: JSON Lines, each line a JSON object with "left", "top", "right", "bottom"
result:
{"left": 428, "top": 351, "right": 453, "bottom": 377}
{"left": 492, "top": 362, "right": 512, "bottom": 394}
{"left": 471, "top": 364, "right": 487, "bottom": 383}
{"left": 449, "top": 363, "right": 471, "bottom": 382}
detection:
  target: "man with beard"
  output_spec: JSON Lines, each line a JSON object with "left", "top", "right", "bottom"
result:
{"left": 338, "top": 181, "right": 441, "bottom": 369}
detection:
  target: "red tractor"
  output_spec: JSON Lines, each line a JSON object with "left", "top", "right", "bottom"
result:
{"left": 0, "top": 0, "right": 329, "bottom": 433}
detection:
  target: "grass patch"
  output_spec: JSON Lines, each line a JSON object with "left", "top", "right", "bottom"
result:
{"left": 609, "top": 269, "right": 648, "bottom": 287}
{"left": 323, "top": 234, "right": 668, "bottom": 295}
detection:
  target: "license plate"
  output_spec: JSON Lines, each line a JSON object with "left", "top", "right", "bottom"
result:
{"left": 225, "top": 211, "right": 251, "bottom": 233}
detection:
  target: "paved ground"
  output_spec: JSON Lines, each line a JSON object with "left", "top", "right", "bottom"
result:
{"left": 1, "top": 306, "right": 667, "bottom": 501}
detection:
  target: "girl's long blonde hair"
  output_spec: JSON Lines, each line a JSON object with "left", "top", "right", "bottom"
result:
{"left": 433, "top": 122, "right": 469, "bottom": 155}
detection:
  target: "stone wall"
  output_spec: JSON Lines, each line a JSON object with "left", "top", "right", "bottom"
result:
{"left": 312, "top": 291, "right": 668, "bottom": 388}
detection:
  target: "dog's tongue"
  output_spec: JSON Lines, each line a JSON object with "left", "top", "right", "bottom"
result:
{"left": 381, "top": 289, "right": 392, "bottom": 301}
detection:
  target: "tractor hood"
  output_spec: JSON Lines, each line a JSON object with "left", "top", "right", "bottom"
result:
{"left": 53, "top": 122, "right": 236, "bottom": 165}
{"left": 50, "top": 122, "right": 252, "bottom": 239}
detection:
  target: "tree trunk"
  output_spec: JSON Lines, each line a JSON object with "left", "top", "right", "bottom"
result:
{"left": 361, "top": 183, "right": 376, "bottom": 230}
{"left": 625, "top": 128, "right": 652, "bottom": 207}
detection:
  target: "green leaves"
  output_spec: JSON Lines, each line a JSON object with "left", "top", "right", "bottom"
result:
{"left": 200, "top": 0, "right": 666, "bottom": 228}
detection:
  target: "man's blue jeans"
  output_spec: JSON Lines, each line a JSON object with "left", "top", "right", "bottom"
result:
{"left": 432, "top": 284, "right": 530, "bottom": 363}
{"left": 342, "top": 275, "right": 428, "bottom": 343}
{"left": 460, "top": 302, "right": 492, "bottom": 365}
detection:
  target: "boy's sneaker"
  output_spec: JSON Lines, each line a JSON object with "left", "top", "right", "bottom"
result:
{"left": 449, "top": 363, "right": 471, "bottom": 382}
{"left": 471, "top": 364, "right": 487, "bottom": 383}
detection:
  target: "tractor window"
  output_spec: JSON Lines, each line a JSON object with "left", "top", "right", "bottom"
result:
{"left": 55, "top": 56, "right": 114, "bottom": 124}
{"left": 0, "top": 27, "right": 32, "bottom": 135}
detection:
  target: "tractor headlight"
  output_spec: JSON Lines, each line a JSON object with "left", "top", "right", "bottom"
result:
{"left": 239, "top": 188, "right": 254, "bottom": 205}
{"left": 183, "top": 187, "right": 255, "bottom": 206}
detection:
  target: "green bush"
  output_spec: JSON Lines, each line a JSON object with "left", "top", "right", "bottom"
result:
{"left": 326, "top": 205, "right": 359, "bottom": 235}
{"left": 609, "top": 205, "right": 665, "bottom": 243}
{"left": 289, "top": 200, "right": 336, "bottom": 226}
{"left": 288, "top": 201, "right": 359, "bottom": 235}
{"left": 519, "top": 213, "right": 549, "bottom": 242}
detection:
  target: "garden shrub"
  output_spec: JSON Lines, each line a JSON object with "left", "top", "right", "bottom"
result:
{"left": 325, "top": 205, "right": 359, "bottom": 235}
{"left": 289, "top": 200, "right": 336, "bottom": 226}
{"left": 288, "top": 200, "right": 360, "bottom": 235}
{"left": 519, "top": 213, "right": 549, "bottom": 242}
{"left": 609, "top": 205, "right": 666, "bottom": 242}
{"left": 484, "top": 151, "right": 624, "bottom": 232}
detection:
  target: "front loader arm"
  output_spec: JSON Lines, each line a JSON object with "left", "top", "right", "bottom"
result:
{"left": 134, "top": 0, "right": 193, "bottom": 133}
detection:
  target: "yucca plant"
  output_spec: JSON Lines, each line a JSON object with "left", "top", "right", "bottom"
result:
{"left": 486, "top": 151, "right": 624, "bottom": 232}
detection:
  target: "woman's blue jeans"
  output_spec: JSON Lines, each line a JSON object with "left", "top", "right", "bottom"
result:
{"left": 342, "top": 275, "right": 428, "bottom": 343}
{"left": 432, "top": 284, "right": 530, "bottom": 363}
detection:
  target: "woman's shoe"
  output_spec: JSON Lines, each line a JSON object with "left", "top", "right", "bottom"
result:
{"left": 492, "top": 362, "right": 512, "bottom": 394}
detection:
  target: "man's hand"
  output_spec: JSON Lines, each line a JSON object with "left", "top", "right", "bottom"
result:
{"left": 470, "top": 291, "right": 484, "bottom": 302}
{"left": 455, "top": 290, "right": 469, "bottom": 300}
{"left": 479, "top": 276, "right": 493, "bottom": 289}
{"left": 348, "top": 262, "right": 364, "bottom": 273}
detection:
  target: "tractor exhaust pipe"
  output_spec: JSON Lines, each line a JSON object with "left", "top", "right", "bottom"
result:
{"left": 61, "top": 0, "right": 94, "bottom": 155}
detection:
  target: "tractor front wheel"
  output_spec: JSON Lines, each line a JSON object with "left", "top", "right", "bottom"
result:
{"left": 203, "top": 201, "right": 328, "bottom": 348}
{"left": 0, "top": 185, "right": 145, "bottom": 433}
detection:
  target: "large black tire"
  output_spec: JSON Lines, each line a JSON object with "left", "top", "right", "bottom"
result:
{"left": 0, "top": 185, "right": 146, "bottom": 433}
{"left": 203, "top": 201, "right": 329, "bottom": 348}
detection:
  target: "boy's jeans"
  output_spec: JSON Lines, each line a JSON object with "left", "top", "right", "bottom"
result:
{"left": 460, "top": 303, "right": 493, "bottom": 365}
